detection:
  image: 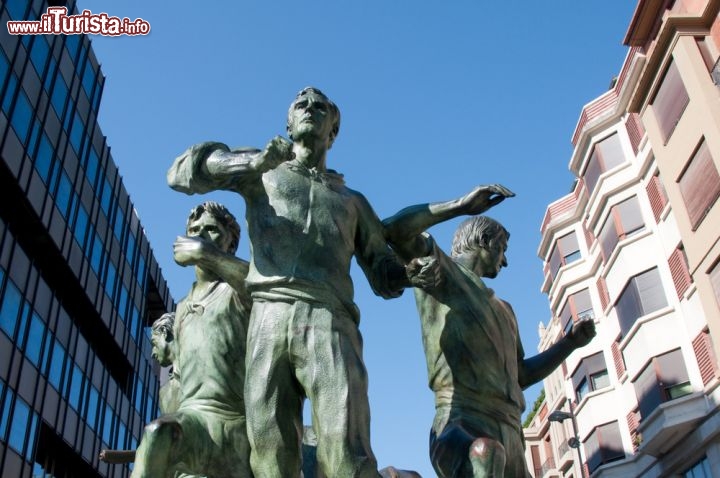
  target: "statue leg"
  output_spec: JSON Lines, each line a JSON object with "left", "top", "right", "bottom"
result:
{"left": 430, "top": 421, "right": 506, "bottom": 478}
{"left": 469, "top": 437, "right": 506, "bottom": 478}
{"left": 131, "top": 416, "right": 183, "bottom": 478}
{"left": 245, "top": 301, "right": 303, "bottom": 478}
{"left": 294, "top": 303, "right": 380, "bottom": 478}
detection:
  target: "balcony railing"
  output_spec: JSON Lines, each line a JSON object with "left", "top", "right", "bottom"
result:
{"left": 541, "top": 457, "right": 556, "bottom": 476}
{"left": 558, "top": 440, "right": 570, "bottom": 458}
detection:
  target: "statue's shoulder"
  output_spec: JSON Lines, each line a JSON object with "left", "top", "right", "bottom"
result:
{"left": 341, "top": 183, "right": 375, "bottom": 208}
{"left": 498, "top": 298, "right": 516, "bottom": 316}
{"left": 345, "top": 185, "right": 364, "bottom": 199}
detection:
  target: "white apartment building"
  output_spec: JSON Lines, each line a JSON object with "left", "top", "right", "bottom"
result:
{"left": 524, "top": 1, "right": 720, "bottom": 477}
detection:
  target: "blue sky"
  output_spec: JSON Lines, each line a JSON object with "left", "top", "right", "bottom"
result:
{"left": 77, "top": 1, "right": 637, "bottom": 475}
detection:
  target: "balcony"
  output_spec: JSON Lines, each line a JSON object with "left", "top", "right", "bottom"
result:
{"left": 638, "top": 391, "right": 707, "bottom": 456}
{"left": 556, "top": 440, "right": 574, "bottom": 472}
{"left": 540, "top": 457, "right": 557, "bottom": 477}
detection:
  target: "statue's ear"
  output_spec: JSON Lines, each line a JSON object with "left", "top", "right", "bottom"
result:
{"left": 165, "top": 330, "right": 174, "bottom": 343}
{"left": 479, "top": 233, "right": 490, "bottom": 249}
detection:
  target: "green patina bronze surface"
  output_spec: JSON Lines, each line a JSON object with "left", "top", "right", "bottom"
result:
{"left": 167, "top": 88, "right": 425, "bottom": 478}
{"left": 383, "top": 185, "right": 596, "bottom": 477}
{"left": 131, "top": 201, "right": 252, "bottom": 478}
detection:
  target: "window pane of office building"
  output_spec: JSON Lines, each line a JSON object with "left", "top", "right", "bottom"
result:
{"left": 0, "top": 4, "right": 173, "bottom": 475}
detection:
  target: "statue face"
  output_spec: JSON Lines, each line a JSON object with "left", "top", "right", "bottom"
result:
{"left": 476, "top": 233, "right": 508, "bottom": 279}
{"left": 287, "top": 92, "right": 335, "bottom": 145}
{"left": 151, "top": 327, "right": 173, "bottom": 367}
{"left": 187, "top": 211, "right": 234, "bottom": 253}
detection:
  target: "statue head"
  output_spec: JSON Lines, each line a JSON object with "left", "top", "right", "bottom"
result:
{"left": 451, "top": 216, "right": 509, "bottom": 278}
{"left": 287, "top": 87, "right": 341, "bottom": 149}
{"left": 186, "top": 201, "right": 240, "bottom": 254}
{"left": 151, "top": 312, "right": 176, "bottom": 367}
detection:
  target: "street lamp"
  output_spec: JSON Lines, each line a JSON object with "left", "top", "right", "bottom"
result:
{"left": 548, "top": 409, "right": 586, "bottom": 478}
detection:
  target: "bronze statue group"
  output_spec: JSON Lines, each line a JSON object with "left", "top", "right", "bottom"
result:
{"left": 108, "top": 88, "right": 595, "bottom": 478}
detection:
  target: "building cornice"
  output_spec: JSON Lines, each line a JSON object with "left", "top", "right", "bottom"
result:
{"left": 538, "top": 181, "right": 587, "bottom": 259}
{"left": 628, "top": 0, "right": 720, "bottom": 113}
{"left": 569, "top": 51, "right": 646, "bottom": 176}
{"left": 624, "top": 0, "right": 671, "bottom": 47}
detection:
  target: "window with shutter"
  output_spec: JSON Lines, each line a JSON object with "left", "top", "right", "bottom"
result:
{"left": 633, "top": 349, "right": 691, "bottom": 419}
{"left": 583, "top": 421, "right": 625, "bottom": 473}
{"left": 651, "top": 60, "right": 689, "bottom": 142}
{"left": 549, "top": 232, "right": 582, "bottom": 279}
{"left": 571, "top": 352, "right": 609, "bottom": 402}
{"left": 625, "top": 113, "right": 645, "bottom": 154}
{"left": 667, "top": 246, "right": 691, "bottom": 298}
{"left": 646, "top": 172, "right": 668, "bottom": 223}
{"left": 599, "top": 196, "right": 645, "bottom": 261}
{"left": 692, "top": 329, "right": 719, "bottom": 386}
{"left": 678, "top": 139, "right": 720, "bottom": 230}
{"left": 616, "top": 267, "right": 668, "bottom": 337}
{"left": 611, "top": 340, "right": 626, "bottom": 378}
{"left": 597, "top": 276, "right": 610, "bottom": 310}
{"left": 583, "top": 133, "right": 627, "bottom": 195}
{"left": 560, "top": 289, "right": 594, "bottom": 337}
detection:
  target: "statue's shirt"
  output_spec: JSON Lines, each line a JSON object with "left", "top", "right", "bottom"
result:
{"left": 169, "top": 151, "right": 402, "bottom": 318}
{"left": 414, "top": 236, "right": 526, "bottom": 426}
{"left": 174, "top": 281, "right": 248, "bottom": 415}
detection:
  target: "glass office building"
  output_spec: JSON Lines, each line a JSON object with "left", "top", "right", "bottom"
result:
{"left": 0, "top": 1, "right": 174, "bottom": 476}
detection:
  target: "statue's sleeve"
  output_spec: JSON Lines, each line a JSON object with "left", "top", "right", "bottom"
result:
{"left": 353, "top": 192, "right": 405, "bottom": 299}
{"left": 167, "top": 142, "right": 261, "bottom": 194}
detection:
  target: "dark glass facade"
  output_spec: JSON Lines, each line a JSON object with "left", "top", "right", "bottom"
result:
{"left": 0, "top": 1, "right": 173, "bottom": 476}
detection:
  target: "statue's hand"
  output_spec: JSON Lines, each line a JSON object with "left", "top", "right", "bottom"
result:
{"left": 567, "top": 318, "right": 596, "bottom": 348}
{"left": 173, "top": 235, "right": 218, "bottom": 266}
{"left": 406, "top": 256, "right": 441, "bottom": 289}
{"left": 458, "top": 184, "right": 515, "bottom": 216}
{"left": 175, "top": 143, "right": 208, "bottom": 164}
{"left": 256, "top": 136, "right": 293, "bottom": 171}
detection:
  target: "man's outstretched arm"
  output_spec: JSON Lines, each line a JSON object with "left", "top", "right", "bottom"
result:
{"left": 382, "top": 184, "right": 515, "bottom": 261}
{"left": 173, "top": 236, "right": 249, "bottom": 294}
{"left": 168, "top": 136, "right": 293, "bottom": 194}
{"left": 518, "top": 319, "right": 596, "bottom": 389}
